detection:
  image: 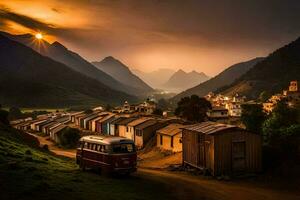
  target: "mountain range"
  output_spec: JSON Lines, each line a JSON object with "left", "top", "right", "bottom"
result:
{"left": 92, "top": 56, "right": 153, "bottom": 94}
{"left": 163, "top": 69, "right": 210, "bottom": 93}
{"left": 218, "top": 37, "right": 300, "bottom": 98}
{"left": 0, "top": 34, "right": 137, "bottom": 107}
{"left": 132, "top": 68, "right": 175, "bottom": 89}
{"left": 0, "top": 31, "right": 150, "bottom": 96}
{"left": 172, "top": 57, "right": 264, "bottom": 101}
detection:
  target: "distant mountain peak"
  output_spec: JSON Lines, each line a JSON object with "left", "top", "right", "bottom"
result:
{"left": 163, "top": 69, "right": 210, "bottom": 93}
{"left": 172, "top": 57, "right": 265, "bottom": 101}
{"left": 51, "top": 41, "right": 68, "bottom": 50}
{"left": 92, "top": 57, "right": 153, "bottom": 93}
{"left": 176, "top": 69, "right": 186, "bottom": 74}
{"left": 103, "top": 56, "right": 116, "bottom": 61}
{"left": 189, "top": 70, "right": 200, "bottom": 75}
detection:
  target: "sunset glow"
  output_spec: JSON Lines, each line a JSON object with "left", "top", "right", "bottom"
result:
{"left": 1, "top": 1, "right": 300, "bottom": 75}
{"left": 35, "top": 33, "right": 43, "bottom": 39}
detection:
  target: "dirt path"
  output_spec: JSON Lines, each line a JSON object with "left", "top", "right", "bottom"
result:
{"left": 138, "top": 168, "right": 300, "bottom": 200}
{"left": 27, "top": 132, "right": 76, "bottom": 158}
{"left": 29, "top": 134, "right": 300, "bottom": 200}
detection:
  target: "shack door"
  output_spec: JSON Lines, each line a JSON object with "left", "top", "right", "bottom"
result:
{"left": 232, "top": 141, "right": 246, "bottom": 172}
{"left": 197, "top": 134, "right": 205, "bottom": 168}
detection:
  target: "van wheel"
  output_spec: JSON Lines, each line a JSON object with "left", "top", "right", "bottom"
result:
{"left": 79, "top": 161, "right": 86, "bottom": 171}
{"left": 97, "top": 167, "right": 102, "bottom": 175}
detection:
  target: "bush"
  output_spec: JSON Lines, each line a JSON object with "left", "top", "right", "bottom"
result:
{"left": 0, "top": 109, "right": 9, "bottom": 125}
{"left": 58, "top": 127, "right": 81, "bottom": 148}
{"left": 241, "top": 103, "right": 266, "bottom": 134}
{"left": 152, "top": 108, "right": 163, "bottom": 116}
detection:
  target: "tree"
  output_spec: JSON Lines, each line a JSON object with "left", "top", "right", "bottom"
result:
{"left": 241, "top": 103, "right": 266, "bottom": 134}
{"left": 175, "top": 95, "right": 211, "bottom": 122}
{"left": 259, "top": 91, "right": 271, "bottom": 103}
{"left": 262, "top": 100, "right": 298, "bottom": 144}
{"left": 105, "top": 104, "right": 112, "bottom": 111}
{"left": 152, "top": 108, "right": 163, "bottom": 116}
{"left": 157, "top": 98, "right": 169, "bottom": 110}
{"left": 8, "top": 107, "right": 23, "bottom": 120}
{"left": 59, "top": 127, "right": 81, "bottom": 148}
{"left": 0, "top": 109, "right": 9, "bottom": 125}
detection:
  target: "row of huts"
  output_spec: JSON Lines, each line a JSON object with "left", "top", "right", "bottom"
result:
{"left": 70, "top": 111, "right": 184, "bottom": 150}
{"left": 71, "top": 111, "right": 262, "bottom": 176}
{"left": 12, "top": 110, "right": 262, "bottom": 176}
{"left": 12, "top": 113, "right": 71, "bottom": 143}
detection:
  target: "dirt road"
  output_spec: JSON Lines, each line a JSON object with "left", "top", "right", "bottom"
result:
{"left": 27, "top": 132, "right": 76, "bottom": 158}
{"left": 138, "top": 168, "right": 300, "bottom": 200}
{"left": 30, "top": 134, "right": 300, "bottom": 200}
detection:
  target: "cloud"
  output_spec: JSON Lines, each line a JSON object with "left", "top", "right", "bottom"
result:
{"left": 0, "top": 7, "right": 55, "bottom": 31}
{"left": 1, "top": 0, "right": 300, "bottom": 75}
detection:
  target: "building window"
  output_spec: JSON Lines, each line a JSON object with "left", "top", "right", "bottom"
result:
{"left": 179, "top": 138, "right": 182, "bottom": 143}
{"left": 160, "top": 135, "right": 163, "bottom": 145}
{"left": 126, "top": 126, "right": 129, "bottom": 132}
{"left": 171, "top": 137, "right": 173, "bottom": 148}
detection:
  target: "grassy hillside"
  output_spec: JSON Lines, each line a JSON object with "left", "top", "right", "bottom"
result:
{"left": 0, "top": 35, "right": 137, "bottom": 107}
{"left": 219, "top": 37, "right": 300, "bottom": 98}
{"left": 172, "top": 57, "right": 264, "bottom": 101}
{"left": 0, "top": 125, "right": 173, "bottom": 200}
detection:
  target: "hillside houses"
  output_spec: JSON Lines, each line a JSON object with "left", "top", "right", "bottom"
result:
{"left": 112, "top": 100, "right": 157, "bottom": 115}
{"left": 205, "top": 93, "right": 245, "bottom": 118}
{"left": 263, "top": 81, "right": 300, "bottom": 113}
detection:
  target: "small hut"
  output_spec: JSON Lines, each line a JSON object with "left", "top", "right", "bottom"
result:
{"left": 182, "top": 121, "right": 261, "bottom": 176}
{"left": 156, "top": 124, "right": 185, "bottom": 152}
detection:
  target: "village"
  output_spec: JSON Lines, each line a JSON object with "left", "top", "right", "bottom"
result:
{"left": 9, "top": 81, "right": 299, "bottom": 177}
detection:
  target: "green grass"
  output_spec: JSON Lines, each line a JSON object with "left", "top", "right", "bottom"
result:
{"left": 0, "top": 126, "right": 174, "bottom": 200}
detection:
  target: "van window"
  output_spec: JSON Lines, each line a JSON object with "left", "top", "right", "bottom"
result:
{"left": 112, "top": 144, "right": 135, "bottom": 153}
{"left": 77, "top": 142, "right": 83, "bottom": 148}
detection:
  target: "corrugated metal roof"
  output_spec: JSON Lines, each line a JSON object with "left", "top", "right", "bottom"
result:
{"left": 51, "top": 124, "right": 67, "bottom": 133}
{"left": 98, "top": 114, "right": 116, "bottom": 123}
{"left": 110, "top": 117, "right": 127, "bottom": 124}
{"left": 116, "top": 117, "right": 137, "bottom": 125}
{"left": 135, "top": 119, "right": 158, "bottom": 129}
{"left": 127, "top": 117, "right": 152, "bottom": 127}
{"left": 182, "top": 121, "right": 238, "bottom": 135}
{"left": 157, "top": 123, "right": 185, "bottom": 136}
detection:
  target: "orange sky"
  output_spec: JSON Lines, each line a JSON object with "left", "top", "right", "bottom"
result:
{"left": 1, "top": 0, "right": 300, "bottom": 76}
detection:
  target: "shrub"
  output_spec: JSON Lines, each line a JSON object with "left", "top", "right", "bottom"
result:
{"left": 59, "top": 127, "right": 81, "bottom": 148}
{"left": 0, "top": 109, "right": 9, "bottom": 125}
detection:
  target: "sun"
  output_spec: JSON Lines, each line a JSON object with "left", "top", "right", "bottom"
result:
{"left": 35, "top": 33, "right": 43, "bottom": 39}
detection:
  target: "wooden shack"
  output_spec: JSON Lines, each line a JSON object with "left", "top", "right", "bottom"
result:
{"left": 156, "top": 124, "right": 185, "bottom": 152}
{"left": 134, "top": 119, "right": 166, "bottom": 149}
{"left": 182, "top": 121, "right": 261, "bottom": 176}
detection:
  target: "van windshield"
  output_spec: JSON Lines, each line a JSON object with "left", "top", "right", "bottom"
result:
{"left": 112, "top": 143, "right": 135, "bottom": 153}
